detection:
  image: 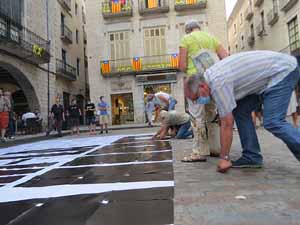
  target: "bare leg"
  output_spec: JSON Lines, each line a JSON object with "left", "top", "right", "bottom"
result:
{"left": 100, "top": 124, "right": 103, "bottom": 133}
{"left": 1, "top": 129, "right": 6, "bottom": 140}
{"left": 105, "top": 123, "right": 108, "bottom": 133}
{"left": 292, "top": 112, "right": 298, "bottom": 128}
{"left": 251, "top": 112, "right": 256, "bottom": 126}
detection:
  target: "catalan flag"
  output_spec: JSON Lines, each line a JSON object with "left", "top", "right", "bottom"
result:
{"left": 112, "top": 0, "right": 121, "bottom": 13}
{"left": 101, "top": 61, "right": 111, "bottom": 74}
{"left": 170, "top": 54, "right": 179, "bottom": 68}
{"left": 132, "top": 57, "right": 142, "bottom": 71}
{"left": 148, "top": 0, "right": 158, "bottom": 8}
{"left": 187, "top": 0, "right": 196, "bottom": 4}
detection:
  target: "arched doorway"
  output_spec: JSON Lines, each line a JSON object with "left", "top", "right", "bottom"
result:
{"left": 0, "top": 62, "right": 40, "bottom": 117}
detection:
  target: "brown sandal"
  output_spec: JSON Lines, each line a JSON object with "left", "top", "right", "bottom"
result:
{"left": 181, "top": 156, "right": 207, "bottom": 163}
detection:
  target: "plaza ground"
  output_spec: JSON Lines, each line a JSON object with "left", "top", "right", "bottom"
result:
{"left": 0, "top": 126, "right": 300, "bottom": 225}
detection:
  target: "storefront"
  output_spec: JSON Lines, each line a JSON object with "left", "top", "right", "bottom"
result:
{"left": 111, "top": 93, "right": 134, "bottom": 125}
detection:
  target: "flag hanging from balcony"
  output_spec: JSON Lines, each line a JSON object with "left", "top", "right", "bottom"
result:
{"left": 170, "top": 54, "right": 179, "bottom": 68}
{"left": 101, "top": 61, "right": 111, "bottom": 74}
{"left": 112, "top": 0, "right": 121, "bottom": 13}
{"left": 132, "top": 57, "right": 142, "bottom": 71}
{"left": 187, "top": 0, "right": 196, "bottom": 4}
{"left": 148, "top": 0, "right": 158, "bottom": 8}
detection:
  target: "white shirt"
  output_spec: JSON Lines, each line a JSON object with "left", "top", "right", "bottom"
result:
{"left": 22, "top": 112, "right": 36, "bottom": 121}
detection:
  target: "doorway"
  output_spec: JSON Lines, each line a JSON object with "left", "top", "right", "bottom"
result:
{"left": 111, "top": 93, "right": 134, "bottom": 125}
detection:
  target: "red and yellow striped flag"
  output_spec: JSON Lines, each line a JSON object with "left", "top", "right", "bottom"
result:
{"left": 187, "top": 0, "right": 196, "bottom": 4}
{"left": 148, "top": 0, "right": 158, "bottom": 8}
{"left": 101, "top": 61, "right": 111, "bottom": 74}
{"left": 112, "top": 0, "right": 121, "bottom": 13}
{"left": 170, "top": 54, "right": 179, "bottom": 68}
{"left": 132, "top": 57, "right": 142, "bottom": 71}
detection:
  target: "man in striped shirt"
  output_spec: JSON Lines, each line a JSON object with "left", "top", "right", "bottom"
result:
{"left": 196, "top": 50, "right": 300, "bottom": 172}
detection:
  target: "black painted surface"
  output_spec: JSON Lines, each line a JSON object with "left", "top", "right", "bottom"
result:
{"left": 0, "top": 175, "right": 25, "bottom": 183}
{"left": 0, "top": 168, "right": 40, "bottom": 176}
{"left": 0, "top": 163, "right": 54, "bottom": 170}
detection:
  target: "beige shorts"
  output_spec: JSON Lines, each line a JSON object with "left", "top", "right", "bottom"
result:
{"left": 99, "top": 115, "right": 109, "bottom": 124}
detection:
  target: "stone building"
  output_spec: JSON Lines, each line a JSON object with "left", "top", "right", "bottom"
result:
{"left": 228, "top": 0, "right": 300, "bottom": 57}
{"left": 0, "top": 0, "right": 88, "bottom": 125}
{"left": 86, "top": 0, "right": 228, "bottom": 125}
{"left": 228, "top": 0, "right": 300, "bottom": 102}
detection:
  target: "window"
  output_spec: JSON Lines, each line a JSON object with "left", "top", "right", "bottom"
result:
{"left": 234, "top": 24, "right": 237, "bottom": 34}
{"left": 288, "top": 17, "right": 300, "bottom": 52}
{"left": 250, "top": 24, "right": 254, "bottom": 36}
{"left": 235, "top": 44, "right": 238, "bottom": 51}
{"left": 76, "top": 29, "right": 79, "bottom": 43}
{"left": 109, "top": 31, "right": 130, "bottom": 60}
{"left": 77, "top": 58, "right": 80, "bottom": 76}
{"left": 144, "top": 27, "right": 166, "bottom": 56}
{"left": 261, "top": 11, "right": 265, "bottom": 30}
{"left": 240, "top": 13, "right": 243, "bottom": 25}
{"left": 62, "top": 49, "right": 66, "bottom": 64}
{"left": 75, "top": 3, "right": 78, "bottom": 15}
{"left": 241, "top": 35, "right": 244, "bottom": 49}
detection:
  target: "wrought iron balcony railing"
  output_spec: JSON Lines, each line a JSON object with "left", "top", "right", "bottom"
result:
{"left": 245, "top": 6, "right": 254, "bottom": 21}
{"left": 56, "top": 59, "right": 77, "bottom": 81}
{"left": 254, "top": 0, "right": 264, "bottom": 7}
{"left": 267, "top": 6, "right": 279, "bottom": 26}
{"left": 61, "top": 24, "right": 72, "bottom": 44}
{"left": 101, "top": 54, "right": 179, "bottom": 76}
{"left": 0, "top": 11, "right": 50, "bottom": 64}
{"left": 280, "top": 0, "right": 298, "bottom": 12}
{"left": 174, "top": 0, "right": 207, "bottom": 11}
{"left": 256, "top": 23, "right": 265, "bottom": 37}
{"left": 139, "top": 0, "right": 170, "bottom": 15}
{"left": 102, "top": 0, "right": 133, "bottom": 19}
{"left": 58, "top": 0, "right": 72, "bottom": 12}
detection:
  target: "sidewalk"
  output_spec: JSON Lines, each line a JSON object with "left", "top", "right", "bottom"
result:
{"left": 0, "top": 123, "right": 158, "bottom": 148}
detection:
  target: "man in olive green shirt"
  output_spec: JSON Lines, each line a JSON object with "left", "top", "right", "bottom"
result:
{"left": 179, "top": 20, "right": 228, "bottom": 162}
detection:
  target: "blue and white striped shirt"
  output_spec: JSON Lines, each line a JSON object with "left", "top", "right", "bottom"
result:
{"left": 204, "top": 51, "right": 298, "bottom": 118}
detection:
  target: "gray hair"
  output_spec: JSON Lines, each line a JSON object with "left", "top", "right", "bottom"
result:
{"left": 185, "top": 20, "right": 201, "bottom": 33}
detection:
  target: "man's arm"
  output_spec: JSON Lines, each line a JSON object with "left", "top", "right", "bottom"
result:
{"left": 179, "top": 47, "right": 188, "bottom": 72}
{"left": 216, "top": 44, "right": 229, "bottom": 60}
{"left": 218, "top": 113, "right": 234, "bottom": 172}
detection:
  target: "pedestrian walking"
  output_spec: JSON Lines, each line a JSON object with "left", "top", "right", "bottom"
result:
{"left": 287, "top": 90, "right": 299, "bottom": 128}
{"left": 98, "top": 96, "right": 109, "bottom": 134}
{"left": 192, "top": 50, "right": 300, "bottom": 173}
{"left": 179, "top": 20, "right": 228, "bottom": 162}
{"left": 85, "top": 99, "right": 96, "bottom": 135}
{"left": 0, "top": 89, "right": 11, "bottom": 143}
{"left": 145, "top": 96, "right": 155, "bottom": 126}
{"left": 47, "top": 97, "right": 65, "bottom": 137}
{"left": 68, "top": 99, "right": 82, "bottom": 135}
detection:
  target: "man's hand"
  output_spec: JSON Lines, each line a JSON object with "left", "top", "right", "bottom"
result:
{"left": 217, "top": 159, "right": 232, "bottom": 173}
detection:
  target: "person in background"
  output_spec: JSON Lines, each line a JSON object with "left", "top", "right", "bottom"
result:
{"left": 287, "top": 90, "right": 299, "bottom": 128}
{"left": 85, "top": 99, "right": 96, "bottom": 135}
{"left": 4, "top": 91, "right": 15, "bottom": 139}
{"left": 47, "top": 97, "right": 65, "bottom": 137}
{"left": 179, "top": 20, "right": 227, "bottom": 162}
{"left": 153, "top": 110, "right": 193, "bottom": 140}
{"left": 0, "top": 89, "right": 11, "bottom": 143}
{"left": 147, "top": 91, "right": 177, "bottom": 111}
{"left": 145, "top": 96, "right": 155, "bottom": 126}
{"left": 68, "top": 99, "right": 82, "bottom": 135}
{"left": 98, "top": 96, "right": 109, "bottom": 134}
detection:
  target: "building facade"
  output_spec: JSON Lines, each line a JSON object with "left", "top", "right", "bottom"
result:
{"left": 228, "top": 0, "right": 300, "bottom": 104}
{"left": 228, "top": 0, "right": 300, "bottom": 57}
{"left": 0, "top": 0, "right": 88, "bottom": 125}
{"left": 86, "top": 0, "right": 228, "bottom": 125}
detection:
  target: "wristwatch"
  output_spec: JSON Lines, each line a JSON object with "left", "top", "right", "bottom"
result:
{"left": 220, "top": 155, "right": 230, "bottom": 161}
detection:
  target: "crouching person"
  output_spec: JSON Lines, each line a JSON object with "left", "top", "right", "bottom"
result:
{"left": 153, "top": 110, "right": 193, "bottom": 140}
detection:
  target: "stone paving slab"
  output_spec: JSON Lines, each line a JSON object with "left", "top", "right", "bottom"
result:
{"left": 173, "top": 129, "right": 300, "bottom": 225}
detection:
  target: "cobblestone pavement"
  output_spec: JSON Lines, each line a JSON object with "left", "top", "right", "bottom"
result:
{"left": 173, "top": 128, "right": 300, "bottom": 225}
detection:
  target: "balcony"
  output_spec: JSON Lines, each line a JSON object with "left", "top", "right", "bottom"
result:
{"left": 280, "top": 0, "right": 299, "bottom": 12}
{"left": 254, "top": 0, "right": 264, "bottom": 7}
{"left": 245, "top": 6, "right": 254, "bottom": 21}
{"left": 58, "top": 0, "right": 72, "bottom": 12}
{"left": 102, "top": 0, "right": 133, "bottom": 19}
{"left": 247, "top": 34, "right": 255, "bottom": 46}
{"left": 139, "top": 0, "right": 170, "bottom": 15}
{"left": 267, "top": 7, "right": 279, "bottom": 26}
{"left": 61, "top": 24, "right": 72, "bottom": 44}
{"left": 174, "top": 0, "right": 207, "bottom": 12}
{"left": 0, "top": 12, "right": 50, "bottom": 64}
{"left": 256, "top": 23, "right": 265, "bottom": 37}
{"left": 56, "top": 59, "right": 77, "bottom": 81}
{"left": 101, "top": 54, "right": 179, "bottom": 76}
